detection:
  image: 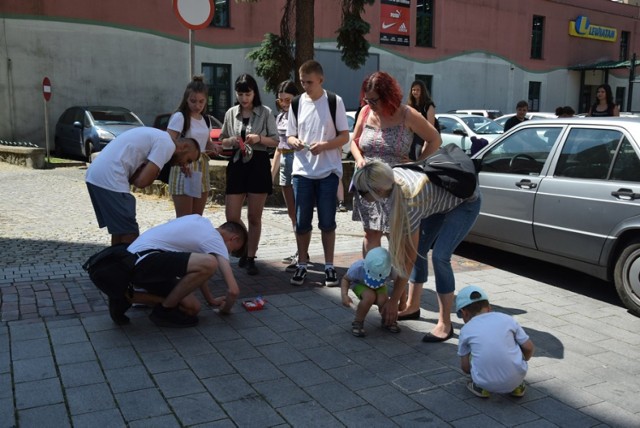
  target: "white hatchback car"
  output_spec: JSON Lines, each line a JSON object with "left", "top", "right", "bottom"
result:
{"left": 342, "top": 110, "right": 357, "bottom": 159}
{"left": 436, "top": 113, "right": 504, "bottom": 154}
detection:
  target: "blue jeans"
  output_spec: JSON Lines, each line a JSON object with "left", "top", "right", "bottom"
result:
{"left": 293, "top": 174, "right": 339, "bottom": 234}
{"left": 410, "top": 195, "right": 482, "bottom": 294}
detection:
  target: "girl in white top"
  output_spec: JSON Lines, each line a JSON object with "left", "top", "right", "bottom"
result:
{"left": 167, "top": 75, "right": 222, "bottom": 217}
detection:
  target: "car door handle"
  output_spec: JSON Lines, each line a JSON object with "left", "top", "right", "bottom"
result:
{"left": 516, "top": 179, "right": 537, "bottom": 189}
{"left": 611, "top": 188, "right": 640, "bottom": 200}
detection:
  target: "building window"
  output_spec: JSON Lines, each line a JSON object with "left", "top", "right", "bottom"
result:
{"left": 620, "top": 31, "right": 630, "bottom": 61}
{"left": 202, "top": 63, "right": 231, "bottom": 121}
{"left": 209, "top": 0, "right": 230, "bottom": 28}
{"left": 528, "top": 81, "right": 541, "bottom": 112}
{"left": 531, "top": 15, "right": 544, "bottom": 59}
{"left": 415, "top": 74, "right": 433, "bottom": 95}
{"left": 416, "top": 0, "right": 434, "bottom": 48}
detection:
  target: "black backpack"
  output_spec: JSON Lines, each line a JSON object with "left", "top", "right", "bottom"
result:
{"left": 395, "top": 143, "right": 478, "bottom": 199}
{"left": 291, "top": 91, "right": 338, "bottom": 134}
{"left": 82, "top": 244, "right": 137, "bottom": 300}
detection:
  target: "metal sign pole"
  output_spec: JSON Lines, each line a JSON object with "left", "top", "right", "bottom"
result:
{"left": 44, "top": 100, "right": 50, "bottom": 163}
{"left": 190, "top": 29, "right": 195, "bottom": 78}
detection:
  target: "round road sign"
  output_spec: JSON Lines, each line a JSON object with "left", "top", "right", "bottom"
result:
{"left": 172, "top": 0, "right": 215, "bottom": 30}
{"left": 43, "top": 77, "right": 52, "bottom": 102}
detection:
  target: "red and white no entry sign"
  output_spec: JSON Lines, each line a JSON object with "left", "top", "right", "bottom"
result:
{"left": 172, "top": 0, "right": 215, "bottom": 30}
{"left": 43, "top": 77, "right": 52, "bottom": 102}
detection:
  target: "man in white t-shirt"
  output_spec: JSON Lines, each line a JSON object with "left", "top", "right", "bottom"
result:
{"left": 121, "top": 214, "right": 247, "bottom": 327}
{"left": 85, "top": 127, "right": 200, "bottom": 245}
{"left": 286, "top": 60, "right": 349, "bottom": 288}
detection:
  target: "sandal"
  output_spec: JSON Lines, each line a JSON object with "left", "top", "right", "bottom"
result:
{"left": 382, "top": 320, "right": 401, "bottom": 334}
{"left": 351, "top": 321, "right": 365, "bottom": 337}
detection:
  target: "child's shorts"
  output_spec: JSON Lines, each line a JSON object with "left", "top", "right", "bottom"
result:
{"left": 352, "top": 283, "right": 388, "bottom": 300}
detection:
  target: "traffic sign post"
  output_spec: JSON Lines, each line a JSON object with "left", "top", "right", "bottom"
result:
{"left": 172, "top": 0, "right": 215, "bottom": 78}
{"left": 42, "top": 77, "right": 52, "bottom": 164}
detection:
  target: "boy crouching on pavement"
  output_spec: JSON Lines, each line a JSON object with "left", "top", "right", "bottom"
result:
{"left": 341, "top": 247, "right": 400, "bottom": 337}
{"left": 456, "top": 285, "right": 535, "bottom": 398}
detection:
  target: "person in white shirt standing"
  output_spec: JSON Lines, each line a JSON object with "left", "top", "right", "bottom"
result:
{"left": 85, "top": 127, "right": 200, "bottom": 245}
{"left": 286, "top": 60, "right": 349, "bottom": 287}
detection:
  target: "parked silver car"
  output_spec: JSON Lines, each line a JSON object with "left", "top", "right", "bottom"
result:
{"left": 468, "top": 117, "right": 640, "bottom": 316}
{"left": 54, "top": 106, "right": 144, "bottom": 160}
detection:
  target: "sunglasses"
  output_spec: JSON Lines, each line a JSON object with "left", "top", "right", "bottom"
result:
{"left": 364, "top": 97, "right": 380, "bottom": 106}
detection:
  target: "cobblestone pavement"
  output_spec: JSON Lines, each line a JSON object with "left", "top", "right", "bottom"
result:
{"left": 1, "top": 161, "right": 640, "bottom": 427}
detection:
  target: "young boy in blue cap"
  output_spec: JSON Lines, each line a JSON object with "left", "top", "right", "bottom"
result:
{"left": 456, "top": 285, "right": 535, "bottom": 398}
{"left": 341, "top": 247, "right": 400, "bottom": 337}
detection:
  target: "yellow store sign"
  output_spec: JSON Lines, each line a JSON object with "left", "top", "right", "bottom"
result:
{"left": 569, "top": 16, "right": 617, "bottom": 42}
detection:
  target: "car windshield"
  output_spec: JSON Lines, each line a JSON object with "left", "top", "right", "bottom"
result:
{"left": 461, "top": 117, "right": 504, "bottom": 134}
{"left": 89, "top": 108, "right": 142, "bottom": 125}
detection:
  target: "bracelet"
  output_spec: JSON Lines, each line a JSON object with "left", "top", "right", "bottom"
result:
{"left": 258, "top": 135, "right": 262, "bottom": 144}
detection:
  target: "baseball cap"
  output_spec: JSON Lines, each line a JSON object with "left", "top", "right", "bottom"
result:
{"left": 364, "top": 247, "right": 392, "bottom": 289}
{"left": 455, "top": 285, "right": 489, "bottom": 317}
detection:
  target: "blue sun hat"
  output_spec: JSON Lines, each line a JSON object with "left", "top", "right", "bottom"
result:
{"left": 364, "top": 247, "right": 392, "bottom": 289}
{"left": 455, "top": 285, "right": 489, "bottom": 317}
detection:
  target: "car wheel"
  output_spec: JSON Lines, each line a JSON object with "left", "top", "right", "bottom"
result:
{"left": 84, "top": 141, "right": 94, "bottom": 163}
{"left": 613, "top": 239, "right": 640, "bottom": 316}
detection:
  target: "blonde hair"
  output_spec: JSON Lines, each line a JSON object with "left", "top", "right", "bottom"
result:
{"left": 352, "top": 160, "right": 416, "bottom": 277}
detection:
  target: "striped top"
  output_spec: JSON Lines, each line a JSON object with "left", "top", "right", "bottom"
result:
{"left": 392, "top": 167, "right": 467, "bottom": 232}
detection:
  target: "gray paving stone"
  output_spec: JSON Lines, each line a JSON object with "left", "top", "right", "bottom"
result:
{"left": 129, "top": 333, "right": 173, "bottom": 354}
{"left": 185, "top": 352, "right": 235, "bottom": 379}
{"left": 221, "top": 396, "right": 286, "bottom": 427}
{"left": 215, "top": 337, "right": 262, "bottom": 361}
{"left": 202, "top": 373, "right": 258, "bottom": 403}
{"left": 169, "top": 392, "right": 226, "bottom": 426}
{"left": 305, "top": 380, "right": 367, "bottom": 413}
{"left": 279, "top": 360, "right": 334, "bottom": 388}
{"left": 0, "top": 397, "right": 16, "bottom": 428}
{"left": 127, "top": 414, "right": 181, "bottom": 428}
{"left": 231, "top": 356, "right": 285, "bottom": 383}
{"left": 94, "top": 345, "right": 140, "bottom": 370}
{"left": 72, "top": 408, "right": 126, "bottom": 428}
{"left": 140, "top": 349, "right": 188, "bottom": 374}
{"left": 523, "top": 397, "right": 599, "bottom": 427}
{"left": 358, "top": 384, "right": 424, "bottom": 417}
{"left": 579, "top": 401, "right": 640, "bottom": 428}
{"left": 276, "top": 401, "right": 341, "bottom": 427}
{"left": 14, "top": 377, "right": 64, "bottom": 409}
{"left": 410, "top": 389, "right": 478, "bottom": 422}
{"left": 256, "top": 341, "right": 307, "bottom": 366}
{"left": 12, "top": 356, "right": 57, "bottom": 383}
{"left": 52, "top": 340, "right": 96, "bottom": 365}
{"left": 237, "top": 325, "right": 284, "bottom": 347}
{"left": 9, "top": 320, "right": 48, "bottom": 341}
{"left": 301, "top": 344, "right": 352, "bottom": 370}
{"left": 278, "top": 328, "right": 327, "bottom": 351}
{"left": 391, "top": 409, "right": 450, "bottom": 427}
{"left": 0, "top": 351, "right": 9, "bottom": 375}
{"left": 66, "top": 382, "right": 116, "bottom": 415}
{"left": 154, "top": 369, "right": 206, "bottom": 398}
{"left": 88, "top": 328, "right": 132, "bottom": 350}
{"left": 59, "top": 360, "right": 105, "bottom": 388}
{"left": 168, "top": 334, "right": 216, "bottom": 357}
{"left": 48, "top": 324, "right": 88, "bottom": 346}
{"left": 253, "top": 377, "right": 311, "bottom": 408}
{"left": 327, "top": 364, "right": 387, "bottom": 391}
{"left": 104, "top": 365, "right": 155, "bottom": 394}
{"left": 17, "top": 403, "right": 71, "bottom": 428}
{"left": 116, "top": 388, "right": 171, "bottom": 422}
{"left": 334, "top": 404, "right": 395, "bottom": 427}
{"left": 10, "top": 337, "right": 52, "bottom": 360}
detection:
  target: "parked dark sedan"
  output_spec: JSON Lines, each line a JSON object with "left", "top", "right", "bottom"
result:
{"left": 54, "top": 106, "right": 144, "bottom": 160}
{"left": 468, "top": 117, "right": 640, "bottom": 316}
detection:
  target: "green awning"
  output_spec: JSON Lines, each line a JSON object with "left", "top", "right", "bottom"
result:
{"left": 569, "top": 59, "right": 640, "bottom": 70}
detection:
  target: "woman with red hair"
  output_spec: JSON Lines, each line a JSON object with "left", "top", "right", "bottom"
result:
{"left": 350, "top": 71, "right": 441, "bottom": 255}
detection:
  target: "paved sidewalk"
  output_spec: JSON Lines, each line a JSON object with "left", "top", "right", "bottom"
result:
{"left": 1, "top": 162, "right": 639, "bottom": 427}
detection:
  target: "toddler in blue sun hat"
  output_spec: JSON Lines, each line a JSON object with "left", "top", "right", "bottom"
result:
{"left": 456, "top": 285, "right": 535, "bottom": 398}
{"left": 340, "top": 247, "right": 400, "bottom": 337}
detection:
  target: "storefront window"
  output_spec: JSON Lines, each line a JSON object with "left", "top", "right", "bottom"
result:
{"left": 210, "top": 0, "right": 230, "bottom": 28}
{"left": 202, "top": 63, "right": 231, "bottom": 122}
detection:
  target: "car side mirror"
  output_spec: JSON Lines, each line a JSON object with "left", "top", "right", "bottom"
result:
{"left": 453, "top": 129, "right": 468, "bottom": 137}
{"left": 73, "top": 121, "right": 82, "bottom": 129}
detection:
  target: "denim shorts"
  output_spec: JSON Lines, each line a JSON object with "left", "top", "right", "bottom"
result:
{"left": 279, "top": 152, "right": 294, "bottom": 187}
{"left": 292, "top": 173, "right": 339, "bottom": 234}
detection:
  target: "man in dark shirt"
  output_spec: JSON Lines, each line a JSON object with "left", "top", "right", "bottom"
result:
{"left": 504, "top": 100, "right": 529, "bottom": 132}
